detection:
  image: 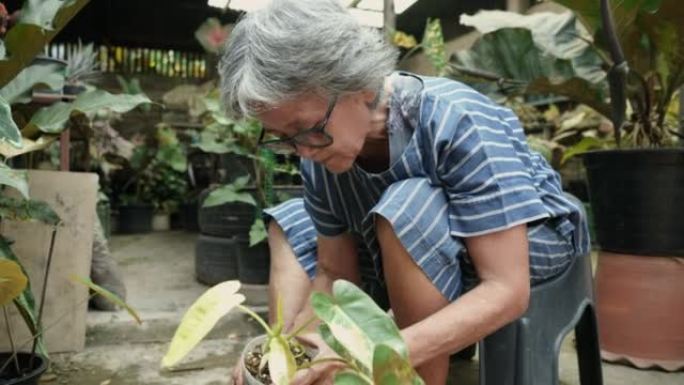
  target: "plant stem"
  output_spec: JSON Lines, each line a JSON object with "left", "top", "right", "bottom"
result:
{"left": 3, "top": 307, "right": 21, "bottom": 375}
{"left": 237, "top": 305, "right": 272, "bottom": 335}
{"left": 0, "top": 292, "right": 97, "bottom": 375}
{"left": 286, "top": 315, "right": 319, "bottom": 339}
{"left": 29, "top": 227, "right": 58, "bottom": 368}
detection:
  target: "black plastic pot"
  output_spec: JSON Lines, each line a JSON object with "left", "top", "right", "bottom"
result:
{"left": 116, "top": 203, "right": 154, "bottom": 234}
{"left": 179, "top": 201, "right": 199, "bottom": 232}
{"left": 0, "top": 352, "right": 48, "bottom": 385}
{"left": 195, "top": 234, "right": 240, "bottom": 285}
{"left": 238, "top": 238, "right": 270, "bottom": 284}
{"left": 583, "top": 149, "right": 684, "bottom": 256}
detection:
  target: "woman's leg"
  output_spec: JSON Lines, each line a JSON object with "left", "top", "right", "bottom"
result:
{"left": 376, "top": 216, "right": 450, "bottom": 385}
{"left": 267, "top": 220, "right": 312, "bottom": 329}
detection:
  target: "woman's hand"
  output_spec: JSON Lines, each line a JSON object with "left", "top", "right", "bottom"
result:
{"left": 291, "top": 332, "right": 346, "bottom": 385}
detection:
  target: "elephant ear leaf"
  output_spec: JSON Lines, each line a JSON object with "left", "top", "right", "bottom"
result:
{"left": 0, "top": 259, "right": 27, "bottom": 306}
{"left": 310, "top": 280, "right": 407, "bottom": 372}
{"left": 268, "top": 334, "right": 296, "bottom": 385}
{"left": 162, "top": 281, "right": 245, "bottom": 368}
{"left": 372, "top": 344, "right": 425, "bottom": 385}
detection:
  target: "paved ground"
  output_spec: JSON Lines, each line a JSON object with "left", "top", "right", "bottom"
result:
{"left": 44, "top": 231, "right": 684, "bottom": 385}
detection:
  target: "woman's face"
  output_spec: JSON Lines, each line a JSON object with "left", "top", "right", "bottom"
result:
{"left": 256, "top": 91, "right": 376, "bottom": 173}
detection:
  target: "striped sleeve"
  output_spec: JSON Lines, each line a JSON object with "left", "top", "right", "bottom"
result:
{"left": 423, "top": 94, "right": 550, "bottom": 237}
{"left": 300, "top": 159, "right": 348, "bottom": 236}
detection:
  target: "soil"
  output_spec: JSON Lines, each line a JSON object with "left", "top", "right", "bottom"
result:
{"left": 244, "top": 340, "right": 312, "bottom": 385}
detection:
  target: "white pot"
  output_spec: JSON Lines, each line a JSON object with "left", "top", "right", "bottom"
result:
{"left": 152, "top": 213, "right": 170, "bottom": 231}
{"left": 242, "top": 335, "right": 268, "bottom": 385}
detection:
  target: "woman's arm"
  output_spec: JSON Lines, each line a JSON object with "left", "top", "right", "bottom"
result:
{"left": 401, "top": 224, "right": 531, "bottom": 366}
{"left": 289, "top": 231, "right": 361, "bottom": 333}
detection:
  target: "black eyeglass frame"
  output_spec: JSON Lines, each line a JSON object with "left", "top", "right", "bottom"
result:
{"left": 257, "top": 96, "right": 337, "bottom": 152}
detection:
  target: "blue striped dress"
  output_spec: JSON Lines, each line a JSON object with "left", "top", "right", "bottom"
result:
{"left": 265, "top": 72, "right": 590, "bottom": 305}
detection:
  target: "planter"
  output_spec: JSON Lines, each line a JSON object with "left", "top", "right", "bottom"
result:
{"left": 198, "top": 186, "right": 303, "bottom": 238}
{"left": 195, "top": 234, "right": 240, "bottom": 285}
{"left": 152, "top": 213, "right": 171, "bottom": 231}
{"left": 0, "top": 352, "right": 48, "bottom": 385}
{"left": 595, "top": 252, "right": 684, "bottom": 371}
{"left": 583, "top": 149, "right": 684, "bottom": 255}
{"left": 116, "top": 203, "right": 154, "bottom": 234}
{"left": 583, "top": 149, "right": 684, "bottom": 370}
{"left": 241, "top": 335, "right": 316, "bottom": 385}
{"left": 238, "top": 238, "right": 270, "bottom": 284}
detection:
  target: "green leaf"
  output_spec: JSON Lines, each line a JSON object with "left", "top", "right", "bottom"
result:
{"left": 311, "top": 280, "right": 407, "bottom": 373}
{"left": 334, "top": 371, "right": 373, "bottom": 385}
{"left": 0, "top": 95, "right": 22, "bottom": 149}
{"left": 0, "top": 163, "right": 29, "bottom": 199}
{"left": 0, "top": 135, "right": 58, "bottom": 159}
{"left": 202, "top": 184, "right": 256, "bottom": 208}
{"left": 0, "top": 259, "right": 28, "bottom": 306}
{"left": 318, "top": 324, "right": 360, "bottom": 370}
{"left": 249, "top": 218, "right": 267, "bottom": 247}
{"left": 561, "top": 136, "right": 606, "bottom": 164}
{"left": 70, "top": 275, "right": 141, "bottom": 324}
{"left": 19, "top": 0, "right": 68, "bottom": 30}
{"left": 162, "top": 281, "right": 245, "bottom": 368}
{"left": 268, "top": 334, "right": 297, "bottom": 385}
{"left": 0, "top": 0, "right": 90, "bottom": 88}
{"left": 0, "top": 196, "right": 61, "bottom": 225}
{"left": 421, "top": 19, "right": 448, "bottom": 76}
{"left": 0, "top": 61, "right": 65, "bottom": 104}
{"left": 0, "top": 236, "right": 47, "bottom": 357}
{"left": 24, "top": 90, "right": 152, "bottom": 135}
{"left": 451, "top": 11, "right": 611, "bottom": 118}
{"left": 372, "top": 344, "right": 425, "bottom": 385}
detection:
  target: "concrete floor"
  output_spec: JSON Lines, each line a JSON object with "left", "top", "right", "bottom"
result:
{"left": 45, "top": 231, "right": 684, "bottom": 385}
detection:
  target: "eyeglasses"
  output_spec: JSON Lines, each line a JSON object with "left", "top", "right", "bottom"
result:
{"left": 258, "top": 97, "right": 337, "bottom": 155}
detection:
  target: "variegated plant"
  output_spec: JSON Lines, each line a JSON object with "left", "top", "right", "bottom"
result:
{"left": 161, "top": 279, "right": 424, "bottom": 385}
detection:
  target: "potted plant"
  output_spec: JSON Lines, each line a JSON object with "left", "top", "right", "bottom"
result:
{"left": 116, "top": 125, "right": 188, "bottom": 233}
{"left": 193, "top": 92, "right": 300, "bottom": 284}
{"left": 438, "top": 0, "right": 684, "bottom": 370}
{"left": 162, "top": 279, "right": 424, "bottom": 385}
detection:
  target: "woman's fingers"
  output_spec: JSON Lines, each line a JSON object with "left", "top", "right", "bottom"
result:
{"left": 231, "top": 361, "right": 244, "bottom": 385}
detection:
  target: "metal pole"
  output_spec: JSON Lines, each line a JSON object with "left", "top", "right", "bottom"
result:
{"left": 383, "top": 0, "right": 396, "bottom": 35}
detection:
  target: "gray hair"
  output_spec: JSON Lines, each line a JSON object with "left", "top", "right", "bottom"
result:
{"left": 218, "top": 0, "right": 398, "bottom": 118}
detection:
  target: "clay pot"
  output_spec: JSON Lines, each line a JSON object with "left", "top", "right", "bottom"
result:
{"left": 595, "top": 252, "right": 684, "bottom": 371}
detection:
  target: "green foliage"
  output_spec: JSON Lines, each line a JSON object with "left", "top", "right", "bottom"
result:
{"left": 0, "top": 163, "right": 29, "bottom": 199}
{"left": 0, "top": 236, "right": 47, "bottom": 358}
{"left": 0, "top": 196, "right": 61, "bottom": 226}
{"left": 421, "top": 19, "right": 448, "bottom": 76}
{"left": 163, "top": 279, "right": 424, "bottom": 384}
{"left": 0, "top": 0, "right": 90, "bottom": 87}
{"left": 202, "top": 175, "right": 256, "bottom": 208}
{"left": 249, "top": 218, "right": 267, "bottom": 247}
{"left": 450, "top": 2, "right": 684, "bottom": 148}
{"left": 0, "top": 96, "right": 22, "bottom": 149}
{"left": 311, "top": 281, "right": 409, "bottom": 373}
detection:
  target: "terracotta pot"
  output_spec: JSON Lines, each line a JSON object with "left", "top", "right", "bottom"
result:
{"left": 595, "top": 252, "right": 684, "bottom": 371}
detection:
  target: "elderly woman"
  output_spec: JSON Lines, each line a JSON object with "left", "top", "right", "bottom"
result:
{"left": 220, "top": 1, "right": 589, "bottom": 384}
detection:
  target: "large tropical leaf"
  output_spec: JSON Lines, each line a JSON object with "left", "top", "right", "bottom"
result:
{"left": 310, "top": 280, "right": 407, "bottom": 373}
{"left": 0, "top": 95, "right": 22, "bottom": 149}
{"left": 451, "top": 11, "right": 611, "bottom": 118}
{"left": 0, "top": 135, "right": 58, "bottom": 159}
{"left": 249, "top": 218, "right": 267, "bottom": 247}
{"left": 19, "top": 0, "right": 68, "bottom": 30}
{"left": 0, "top": 236, "right": 47, "bottom": 357}
{"left": 0, "top": 61, "right": 65, "bottom": 104}
{"left": 372, "top": 344, "right": 425, "bottom": 385}
{"left": 268, "top": 334, "right": 297, "bottom": 385}
{"left": 318, "top": 324, "right": 363, "bottom": 373}
{"left": 0, "top": 196, "right": 61, "bottom": 225}
{"left": 22, "top": 90, "right": 152, "bottom": 137}
{"left": 0, "top": 163, "right": 29, "bottom": 199}
{"left": 202, "top": 177, "right": 256, "bottom": 208}
{"left": 162, "top": 280, "right": 245, "bottom": 368}
{"left": 0, "top": 259, "right": 28, "bottom": 306}
{"left": 0, "top": 0, "right": 90, "bottom": 87}
{"left": 70, "top": 275, "right": 142, "bottom": 324}
{"left": 334, "top": 371, "right": 373, "bottom": 385}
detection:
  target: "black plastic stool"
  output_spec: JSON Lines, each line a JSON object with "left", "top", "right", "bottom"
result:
{"left": 478, "top": 252, "right": 603, "bottom": 385}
